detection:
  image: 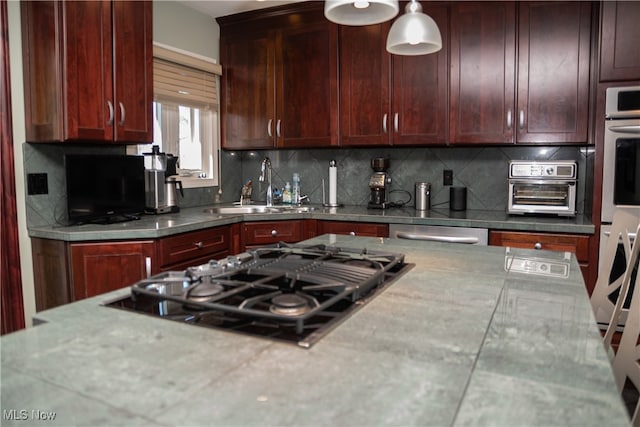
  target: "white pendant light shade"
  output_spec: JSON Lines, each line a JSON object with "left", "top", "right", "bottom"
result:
{"left": 324, "top": 0, "right": 399, "bottom": 26}
{"left": 386, "top": 1, "right": 442, "bottom": 55}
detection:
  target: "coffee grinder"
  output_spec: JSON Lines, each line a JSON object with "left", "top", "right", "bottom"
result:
{"left": 368, "top": 157, "right": 391, "bottom": 209}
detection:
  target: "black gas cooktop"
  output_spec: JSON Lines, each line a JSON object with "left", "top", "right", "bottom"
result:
{"left": 104, "top": 243, "right": 411, "bottom": 348}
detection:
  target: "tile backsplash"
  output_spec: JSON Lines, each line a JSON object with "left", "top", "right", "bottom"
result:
{"left": 22, "top": 143, "right": 591, "bottom": 228}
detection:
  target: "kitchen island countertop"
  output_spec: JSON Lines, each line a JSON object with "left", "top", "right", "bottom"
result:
{"left": 27, "top": 204, "right": 595, "bottom": 242}
{"left": 0, "top": 235, "right": 627, "bottom": 426}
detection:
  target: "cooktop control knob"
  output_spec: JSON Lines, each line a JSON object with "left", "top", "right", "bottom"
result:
{"left": 546, "top": 167, "right": 555, "bottom": 176}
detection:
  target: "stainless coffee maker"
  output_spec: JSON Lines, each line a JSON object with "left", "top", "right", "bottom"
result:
{"left": 368, "top": 157, "right": 391, "bottom": 209}
{"left": 144, "top": 146, "right": 182, "bottom": 214}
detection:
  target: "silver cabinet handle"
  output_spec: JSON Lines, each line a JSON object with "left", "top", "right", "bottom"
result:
{"left": 119, "top": 102, "right": 125, "bottom": 126}
{"left": 396, "top": 231, "right": 479, "bottom": 244}
{"left": 271, "top": 230, "right": 278, "bottom": 237}
{"left": 507, "top": 109, "right": 512, "bottom": 130}
{"left": 145, "top": 257, "right": 152, "bottom": 278}
{"left": 519, "top": 110, "right": 524, "bottom": 129}
{"left": 267, "top": 119, "right": 273, "bottom": 137}
{"left": 107, "top": 101, "right": 114, "bottom": 125}
{"left": 349, "top": 231, "right": 356, "bottom": 236}
{"left": 534, "top": 242, "right": 542, "bottom": 250}
{"left": 394, "top": 113, "right": 399, "bottom": 133}
{"left": 276, "top": 119, "right": 281, "bottom": 138}
{"left": 194, "top": 241, "right": 204, "bottom": 249}
{"left": 383, "top": 113, "right": 388, "bottom": 134}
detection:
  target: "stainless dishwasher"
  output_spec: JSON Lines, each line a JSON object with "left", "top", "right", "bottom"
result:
{"left": 389, "top": 224, "right": 488, "bottom": 245}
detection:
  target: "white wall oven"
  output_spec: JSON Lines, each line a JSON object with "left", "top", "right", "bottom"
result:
{"left": 601, "top": 86, "right": 640, "bottom": 224}
{"left": 599, "top": 86, "right": 640, "bottom": 322}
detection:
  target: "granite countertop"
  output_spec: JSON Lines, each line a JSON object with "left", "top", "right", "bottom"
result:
{"left": 27, "top": 204, "right": 595, "bottom": 242}
{"left": 0, "top": 235, "right": 628, "bottom": 426}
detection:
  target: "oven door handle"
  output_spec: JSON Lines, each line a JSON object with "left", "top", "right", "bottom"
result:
{"left": 607, "top": 125, "right": 640, "bottom": 134}
{"left": 395, "top": 231, "right": 479, "bottom": 244}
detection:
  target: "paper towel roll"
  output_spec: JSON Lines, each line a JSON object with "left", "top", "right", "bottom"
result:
{"left": 329, "top": 165, "right": 337, "bottom": 205}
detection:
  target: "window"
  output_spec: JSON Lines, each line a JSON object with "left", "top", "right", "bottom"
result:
{"left": 131, "top": 43, "right": 222, "bottom": 188}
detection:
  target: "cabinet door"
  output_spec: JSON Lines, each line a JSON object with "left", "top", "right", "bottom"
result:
{"left": 70, "top": 241, "right": 155, "bottom": 300}
{"left": 516, "top": 2, "right": 591, "bottom": 144}
{"left": 64, "top": 0, "right": 114, "bottom": 142}
{"left": 21, "top": 1, "right": 113, "bottom": 142}
{"left": 277, "top": 22, "right": 339, "bottom": 148}
{"left": 31, "top": 239, "right": 71, "bottom": 311}
{"left": 599, "top": 1, "right": 640, "bottom": 82}
{"left": 450, "top": 2, "right": 516, "bottom": 144}
{"left": 221, "top": 33, "right": 276, "bottom": 150}
{"left": 112, "top": 0, "right": 153, "bottom": 143}
{"left": 391, "top": 3, "right": 448, "bottom": 146}
{"left": 339, "top": 24, "right": 391, "bottom": 146}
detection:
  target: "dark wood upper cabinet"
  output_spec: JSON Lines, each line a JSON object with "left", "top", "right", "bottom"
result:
{"left": 21, "top": 0, "right": 152, "bottom": 144}
{"left": 599, "top": 1, "right": 640, "bottom": 82}
{"left": 340, "top": 2, "right": 448, "bottom": 147}
{"left": 277, "top": 22, "right": 339, "bottom": 148}
{"left": 449, "top": 2, "right": 516, "bottom": 144}
{"left": 221, "top": 33, "right": 276, "bottom": 150}
{"left": 219, "top": 4, "right": 339, "bottom": 150}
{"left": 516, "top": 1, "right": 592, "bottom": 144}
{"left": 339, "top": 23, "right": 391, "bottom": 147}
{"left": 450, "top": 1, "right": 591, "bottom": 145}
{"left": 391, "top": 3, "right": 448, "bottom": 146}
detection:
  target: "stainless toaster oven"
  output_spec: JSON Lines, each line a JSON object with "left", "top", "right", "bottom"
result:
{"left": 508, "top": 161, "right": 577, "bottom": 216}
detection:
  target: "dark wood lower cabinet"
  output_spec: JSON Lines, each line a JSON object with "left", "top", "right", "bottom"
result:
{"left": 489, "top": 230, "right": 594, "bottom": 293}
{"left": 31, "top": 239, "right": 71, "bottom": 311}
{"left": 317, "top": 221, "right": 389, "bottom": 237}
{"left": 242, "top": 220, "right": 304, "bottom": 250}
{"left": 70, "top": 241, "right": 155, "bottom": 300}
{"left": 31, "top": 225, "right": 235, "bottom": 310}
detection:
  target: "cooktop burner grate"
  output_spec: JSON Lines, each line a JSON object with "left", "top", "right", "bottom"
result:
{"left": 104, "top": 243, "right": 411, "bottom": 348}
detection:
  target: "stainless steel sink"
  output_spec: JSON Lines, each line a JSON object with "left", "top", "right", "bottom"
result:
{"left": 203, "top": 205, "right": 315, "bottom": 215}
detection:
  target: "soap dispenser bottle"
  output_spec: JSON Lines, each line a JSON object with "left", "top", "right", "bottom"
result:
{"left": 282, "top": 182, "right": 291, "bottom": 204}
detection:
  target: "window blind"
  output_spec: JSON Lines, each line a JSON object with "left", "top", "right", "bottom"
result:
{"left": 153, "top": 43, "right": 222, "bottom": 109}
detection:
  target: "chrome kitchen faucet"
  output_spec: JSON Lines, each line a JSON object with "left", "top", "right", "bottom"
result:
{"left": 259, "top": 157, "right": 273, "bottom": 207}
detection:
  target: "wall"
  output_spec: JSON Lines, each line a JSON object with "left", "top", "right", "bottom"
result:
{"left": 8, "top": 0, "right": 35, "bottom": 326}
{"left": 153, "top": 1, "right": 219, "bottom": 60}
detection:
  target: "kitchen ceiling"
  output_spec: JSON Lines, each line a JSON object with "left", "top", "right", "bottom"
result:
{"left": 177, "top": 0, "right": 309, "bottom": 19}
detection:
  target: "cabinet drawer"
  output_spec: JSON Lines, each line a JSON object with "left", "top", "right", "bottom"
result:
{"left": 489, "top": 231, "right": 589, "bottom": 262}
{"left": 243, "top": 221, "right": 303, "bottom": 245}
{"left": 158, "top": 227, "right": 230, "bottom": 268}
{"left": 317, "top": 221, "right": 389, "bottom": 237}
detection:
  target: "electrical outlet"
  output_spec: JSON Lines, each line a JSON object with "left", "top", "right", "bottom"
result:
{"left": 27, "top": 173, "right": 48, "bottom": 195}
{"left": 443, "top": 170, "right": 453, "bottom": 186}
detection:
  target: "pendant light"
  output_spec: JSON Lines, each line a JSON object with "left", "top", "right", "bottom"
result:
{"left": 324, "top": 0, "right": 399, "bottom": 26}
{"left": 386, "top": 0, "right": 442, "bottom": 55}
